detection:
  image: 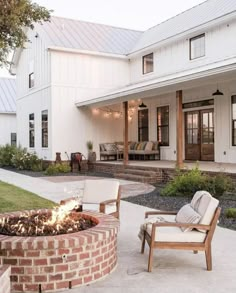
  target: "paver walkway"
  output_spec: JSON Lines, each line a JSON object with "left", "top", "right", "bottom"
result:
{"left": 0, "top": 168, "right": 236, "bottom": 292}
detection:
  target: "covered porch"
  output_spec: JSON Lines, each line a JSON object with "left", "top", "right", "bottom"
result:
{"left": 76, "top": 62, "right": 236, "bottom": 168}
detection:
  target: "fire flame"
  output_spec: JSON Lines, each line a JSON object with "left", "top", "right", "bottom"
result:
{"left": 0, "top": 199, "right": 80, "bottom": 236}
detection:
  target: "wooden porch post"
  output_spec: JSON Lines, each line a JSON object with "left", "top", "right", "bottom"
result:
{"left": 176, "top": 90, "right": 184, "bottom": 168}
{"left": 123, "top": 101, "right": 129, "bottom": 166}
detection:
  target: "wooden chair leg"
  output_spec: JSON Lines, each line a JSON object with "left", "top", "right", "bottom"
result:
{"left": 205, "top": 246, "right": 212, "bottom": 271}
{"left": 141, "top": 234, "right": 145, "bottom": 254}
{"left": 148, "top": 246, "right": 154, "bottom": 272}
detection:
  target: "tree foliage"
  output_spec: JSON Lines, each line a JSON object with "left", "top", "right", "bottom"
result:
{"left": 0, "top": 0, "right": 51, "bottom": 67}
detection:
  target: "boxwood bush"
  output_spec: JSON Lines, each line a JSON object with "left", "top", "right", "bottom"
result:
{"left": 44, "top": 163, "right": 71, "bottom": 175}
{"left": 161, "top": 167, "right": 234, "bottom": 198}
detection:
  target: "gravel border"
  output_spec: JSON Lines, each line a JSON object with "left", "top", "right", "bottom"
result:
{"left": 123, "top": 186, "right": 236, "bottom": 231}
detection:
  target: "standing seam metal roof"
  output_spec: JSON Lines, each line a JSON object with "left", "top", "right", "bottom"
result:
{"left": 34, "top": 0, "right": 236, "bottom": 56}
{"left": 35, "top": 16, "right": 143, "bottom": 55}
{"left": 129, "top": 0, "right": 236, "bottom": 53}
{"left": 0, "top": 78, "right": 16, "bottom": 113}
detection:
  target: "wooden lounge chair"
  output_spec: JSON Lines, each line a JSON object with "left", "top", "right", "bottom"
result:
{"left": 140, "top": 191, "right": 221, "bottom": 272}
{"left": 82, "top": 179, "right": 121, "bottom": 219}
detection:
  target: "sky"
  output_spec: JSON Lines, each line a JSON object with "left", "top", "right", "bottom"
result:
{"left": 0, "top": 0, "right": 206, "bottom": 77}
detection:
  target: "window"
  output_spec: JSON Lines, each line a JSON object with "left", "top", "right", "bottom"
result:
{"left": 138, "top": 109, "right": 149, "bottom": 141}
{"left": 42, "top": 110, "right": 48, "bottom": 147}
{"left": 142, "top": 53, "right": 153, "bottom": 74}
{"left": 29, "top": 113, "right": 35, "bottom": 148}
{"left": 232, "top": 96, "right": 236, "bottom": 146}
{"left": 29, "top": 60, "right": 34, "bottom": 88}
{"left": 11, "top": 133, "right": 17, "bottom": 146}
{"left": 157, "top": 106, "right": 169, "bottom": 146}
{"left": 190, "top": 34, "right": 205, "bottom": 60}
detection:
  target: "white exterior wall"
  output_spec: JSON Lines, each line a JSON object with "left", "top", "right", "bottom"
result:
{"left": 129, "top": 19, "right": 236, "bottom": 84}
{"left": 50, "top": 51, "right": 128, "bottom": 160}
{"left": 0, "top": 114, "right": 16, "bottom": 146}
{"left": 15, "top": 28, "right": 52, "bottom": 159}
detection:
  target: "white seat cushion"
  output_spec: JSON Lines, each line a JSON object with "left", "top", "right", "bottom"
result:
{"left": 83, "top": 203, "right": 116, "bottom": 214}
{"left": 145, "top": 225, "right": 206, "bottom": 242}
{"left": 83, "top": 179, "right": 119, "bottom": 203}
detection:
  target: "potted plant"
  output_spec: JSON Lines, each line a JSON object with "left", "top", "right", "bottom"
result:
{"left": 86, "top": 140, "right": 96, "bottom": 162}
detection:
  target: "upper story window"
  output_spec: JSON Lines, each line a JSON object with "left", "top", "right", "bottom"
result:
{"left": 29, "top": 60, "right": 35, "bottom": 88}
{"left": 142, "top": 53, "right": 153, "bottom": 74}
{"left": 42, "top": 110, "right": 48, "bottom": 148}
{"left": 29, "top": 113, "right": 35, "bottom": 148}
{"left": 232, "top": 96, "right": 236, "bottom": 146}
{"left": 157, "top": 106, "right": 169, "bottom": 146}
{"left": 138, "top": 109, "right": 149, "bottom": 141}
{"left": 190, "top": 34, "right": 205, "bottom": 60}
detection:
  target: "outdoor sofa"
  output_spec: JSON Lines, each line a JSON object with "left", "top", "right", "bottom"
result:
{"left": 99, "top": 141, "right": 160, "bottom": 161}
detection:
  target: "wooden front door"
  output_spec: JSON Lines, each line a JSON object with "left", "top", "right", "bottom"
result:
{"left": 185, "top": 109, "right": 214, "bottom": 161}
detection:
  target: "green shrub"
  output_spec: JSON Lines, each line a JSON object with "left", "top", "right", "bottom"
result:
{"left": 225, "top": 208, "right": 236, "bottom": 218}
{"left": 0, "top": 144, "right": 16, "bottom": 167}
{"left": 11, "top": 149, "right": 42, "bottom": 171}
{"left": 44, "top": 163, "right": 71, "bottom": 175}
{"left": 161, "top": 167, "right": 234, "bottom": 198}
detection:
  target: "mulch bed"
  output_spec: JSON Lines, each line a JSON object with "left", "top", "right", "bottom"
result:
{"left": 123, "top": 186, "right": 236, "bottom": 231}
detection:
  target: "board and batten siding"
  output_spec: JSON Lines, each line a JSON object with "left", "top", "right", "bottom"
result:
{"left": 51, "top": 51, "right": 130, "bottom": 104}
{"left": 129, "top": 19, "right": 236, "bottom": 84}
{"left": 50, "top": 51, "right": 128, "bottom": 160}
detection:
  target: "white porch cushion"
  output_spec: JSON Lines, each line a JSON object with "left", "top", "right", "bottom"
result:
{"left": 83, "top": 179, "right": 119, "bottom": 203}
{"left": 191, "top": 191, "right": 219, "bottom": 232}
{"left": 176, "top": 204, "right": 201, "bottom": 232}
{"left": 145, "top": 225, "right": 206, "bottom": 243}
{"left": 83, "top": 203, "right": 116, "bottom": 214}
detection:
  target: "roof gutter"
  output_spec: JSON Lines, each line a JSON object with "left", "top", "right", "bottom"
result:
{"left": 48, "top": 46, "right": 128, "bottom": 60}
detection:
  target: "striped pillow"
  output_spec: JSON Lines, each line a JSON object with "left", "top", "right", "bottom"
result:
{"left": 176, "top": 204, "right": 201, "bottom": 232}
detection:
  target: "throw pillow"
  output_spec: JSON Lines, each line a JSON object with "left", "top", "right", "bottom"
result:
{"left": 176, "top": 204, "right": 201, "bottom": 232}
{"left": 145, "top": 141, "right": 153, "bottom": 151}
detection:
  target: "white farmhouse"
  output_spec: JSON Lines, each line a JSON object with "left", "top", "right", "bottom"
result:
{"left": 0, "top": 78, "right": 16, "bottom": 146}
{"left": 11, "top": 0, "right": 236, "bottom": 165}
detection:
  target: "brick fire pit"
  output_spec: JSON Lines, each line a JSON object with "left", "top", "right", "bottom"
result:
{"left": 0, "top": 210, "right": 119, "bottom": 292}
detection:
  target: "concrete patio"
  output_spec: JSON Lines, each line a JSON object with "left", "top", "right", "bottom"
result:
{"left": 0, "top": 168, "right": 235, "bottom": 293}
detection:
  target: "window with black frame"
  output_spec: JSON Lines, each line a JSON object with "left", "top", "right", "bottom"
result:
{"left": 232, "top": 96, "right": 236, "bottom": 146}
{"left": 11, "top": 133, "right": 17, "bottom": 146}
{"left": 157, "top": 106, "right": 169, "bottom": 146}
{"left": 29, "top": 113, "right": 35, "bottom": 148}
{"left": 190, "top": 34, "right": 205, "bottom": 60}
{"left": 42, "top": 110, "right": 48, "bottom": 148}
{"left": 142, "top": 53, "right": 153, "bottom": 74}
{"left": 138, "top": 109, "right": 149, "bottom": 141}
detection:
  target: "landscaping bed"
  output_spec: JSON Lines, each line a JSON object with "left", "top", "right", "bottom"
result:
{"left": 123, "top": 186, "right": 236, "bottom": 231}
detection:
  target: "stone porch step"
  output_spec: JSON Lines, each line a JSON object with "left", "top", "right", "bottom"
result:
{"left": 115, "top": 173, "right": 155, "bottom": 183}
{"left": 122, "top": 168, "right": 157, "bottom": 177}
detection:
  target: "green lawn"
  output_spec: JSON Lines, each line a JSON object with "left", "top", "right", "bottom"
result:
{"left": 0, "top": 181, "right": 56, "bottom": 213}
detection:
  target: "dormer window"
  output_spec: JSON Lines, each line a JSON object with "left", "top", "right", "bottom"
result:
{"left": 142, "top": 53, "right": 153, "bottom": 74}
{"left": 190, "top": 34, "right": 205, "bottom": 60}
{"left": 29, "top": 60, "right": 35, "bottom": 88}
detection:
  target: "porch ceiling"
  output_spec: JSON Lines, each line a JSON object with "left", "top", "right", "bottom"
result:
{"left": 75, "top": 59, "right": 236, "bottom": 108}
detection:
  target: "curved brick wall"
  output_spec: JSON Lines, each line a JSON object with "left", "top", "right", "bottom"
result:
{"left": 0, "top": 210, "right": 119, "bottom": 292}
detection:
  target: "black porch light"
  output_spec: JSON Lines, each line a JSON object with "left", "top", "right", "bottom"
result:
{"left": 212, "top": 89, "right": 224, "bottom": 96}
{"left": 138, "top": 102, "right": 147, "bottom": 108}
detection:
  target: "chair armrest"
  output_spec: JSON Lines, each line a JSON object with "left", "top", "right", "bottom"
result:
{"left": 152, "top": 221, "right": 211, "bottom": 231}
{"left": 100, "top": 199, "right": 118, "bottom": 213}
{"left": 100, "top": 199, "right": 117, "bottom": 205}
{"left": 145, "top": 211, "right": 178, "bottom": 218}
